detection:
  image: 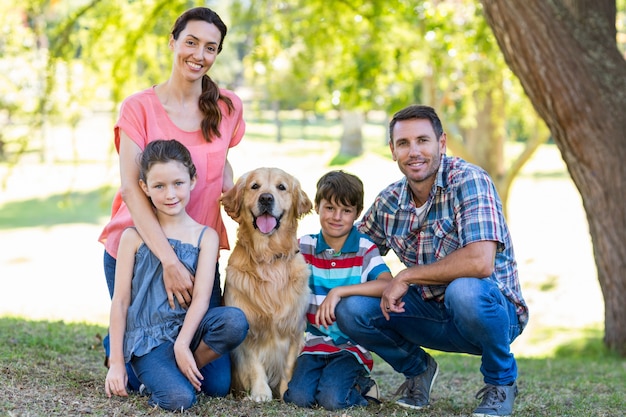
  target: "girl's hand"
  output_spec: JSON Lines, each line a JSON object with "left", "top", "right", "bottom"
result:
{"left": 105, "top": 363, "right": 128, "bottom": 398}
{"left": 174, "top": 342, "right": 203, "bottom": 391}
{"left": 315, "top": 289, "right": 341, "bottom": 329}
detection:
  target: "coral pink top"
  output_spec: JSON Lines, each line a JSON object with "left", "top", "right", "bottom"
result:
{"left": 99, "top": 87, "right": 245, "bottom": 258}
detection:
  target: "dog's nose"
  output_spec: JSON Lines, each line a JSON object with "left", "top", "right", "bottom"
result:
{"left": 259, "top": 193, "right": 274, "bottom": 209}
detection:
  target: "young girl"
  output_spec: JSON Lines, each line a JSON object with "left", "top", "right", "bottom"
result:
{"left": 104, "top": 139, "right": 248, "bottom": 411}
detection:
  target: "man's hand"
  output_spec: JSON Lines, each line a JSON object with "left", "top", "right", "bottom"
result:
{"left": 380, "top": 276, "right": 409, "bottom": 320}
{"left": 163, "top": 260, "right": 194, "bottom": 309}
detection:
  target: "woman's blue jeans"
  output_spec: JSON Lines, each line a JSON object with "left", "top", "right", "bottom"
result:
{"left": 283, "top": 351, "right": 371, "bottom": 410}
{"left": 103, "top": 250, "right": 225, "bottom": 391}
{"left": 335, "top": 277, "right": 522, "bottom": 386}
{"left": 130, "top": 306, "right": 248, "bottom": 411}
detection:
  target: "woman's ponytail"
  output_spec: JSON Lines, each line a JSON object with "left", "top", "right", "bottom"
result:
{"left": 199, "top": 75, "right": 233, "bottom": 142}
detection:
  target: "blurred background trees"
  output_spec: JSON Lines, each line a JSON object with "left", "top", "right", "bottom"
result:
{"left": 1, "top": 0, "right": 624, "bottom": 354}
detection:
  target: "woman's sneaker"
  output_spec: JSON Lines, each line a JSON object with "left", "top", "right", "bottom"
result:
{"left": 472, "top": 382, "right": 518, "bottom": 417}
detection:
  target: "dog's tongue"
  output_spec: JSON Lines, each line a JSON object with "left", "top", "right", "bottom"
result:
{"left": 256, "top": 214, "right": 277, "bottom": 234}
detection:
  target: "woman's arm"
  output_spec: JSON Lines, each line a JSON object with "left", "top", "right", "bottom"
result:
{"left": 119, "top": 132, "right": 194, "bottom": 308}
{"left": 173, "top": 227, "right": 220, "bottom": 391}
{"left": 105, "top": 229, "right": 140, "bottom": 398}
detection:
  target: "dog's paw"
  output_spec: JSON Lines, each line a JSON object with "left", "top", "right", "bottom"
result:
{"left": 248, "top": 382, "right": 273, "bottom": 402}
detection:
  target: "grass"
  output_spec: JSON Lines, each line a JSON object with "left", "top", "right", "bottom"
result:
{"left": 0, "top": 317, "right": 624, "bottom": 417}
{"left": 0, "top": 185, "right": 116, "bottom": 230}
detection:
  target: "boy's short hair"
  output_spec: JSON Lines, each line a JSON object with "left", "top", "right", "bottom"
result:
{"left": 315, "top": 170, "right": 364, "bottom": 215}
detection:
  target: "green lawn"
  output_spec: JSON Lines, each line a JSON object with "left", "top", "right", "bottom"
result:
{"left": 0, "top": 317, "right": 623, "bottom": 416}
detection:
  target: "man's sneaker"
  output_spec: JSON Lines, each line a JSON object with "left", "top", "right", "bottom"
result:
{"left": 394, "top": 353, "right": 439, "bottom": 409}
{"left": 472, "top": 382, "right": 518, "bottom": 417}
{"left": 363, "top": 379, "right": 381, "bottom": 404}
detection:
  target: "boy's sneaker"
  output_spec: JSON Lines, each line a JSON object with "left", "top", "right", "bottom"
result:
{"left": 394, "top": 353, "right": 439, "bottom": 409}
{"left": 138, "top": 383, "right": 150, "bottom": 397}
{"left": 363, "top": 379, "right": 381, "bottom": 404}
{"left": 472, "top": 382, "right": 518, "bottom": 417}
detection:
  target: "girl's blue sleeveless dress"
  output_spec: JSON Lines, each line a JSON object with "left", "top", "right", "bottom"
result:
{"left": 123, "top": 227, "right": 207, "bottom": 363}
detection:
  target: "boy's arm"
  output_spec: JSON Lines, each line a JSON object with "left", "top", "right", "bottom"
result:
{"left": 315, "top": 272, "right": 392, "bottom": 328}
{"left": 105, "top": 229, "right": 140, "bottom": 398}
{"left": 173, "top": 227, "right": 219, "bottom": 391}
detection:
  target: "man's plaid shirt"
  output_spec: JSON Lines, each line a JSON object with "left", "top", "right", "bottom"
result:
{"left": 358, "top": 155, "right": 529, "bottom": 329}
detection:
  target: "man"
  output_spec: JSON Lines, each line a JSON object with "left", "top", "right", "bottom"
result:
{"left": 335, "top": 105, "right": 528, "bottom": 417}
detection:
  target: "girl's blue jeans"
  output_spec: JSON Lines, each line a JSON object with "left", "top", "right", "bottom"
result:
{"left": 283, "top": 350, "right": 372, "bottom": 410}
{"left": 335, "top": 277, "right": 522, "bottom": 386}
{"left": 131, "top": 306, "right": 248, "bottom": 411}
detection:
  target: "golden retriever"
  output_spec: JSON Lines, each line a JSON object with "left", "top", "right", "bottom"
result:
{"left": 221, "top": 167, "right": 312, "bottom": 402}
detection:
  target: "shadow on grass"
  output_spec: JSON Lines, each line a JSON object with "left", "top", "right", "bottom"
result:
{"left": 0, "top": 185, "right": 116, "bottom": 230}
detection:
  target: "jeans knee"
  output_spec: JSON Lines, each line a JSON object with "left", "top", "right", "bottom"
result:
{"left": 224, "top": 307, "right": 249, "bottom": 344}
{"left": 150, "top": 388, "right": 196, "bottom": 411}
{"left": 316, "top": 389, "right": 344, "bottom": 411}
{"left": 335, "top": 296, "right": 361, "bottom": 328}
{"left": 283, "top": 388, "right": 315, "bottom": 408}
{"left": 446, "top": 278, "right": 489, "bottom": 316}
{"left": 317, "top": 387, "right": 366, "bottom": 411}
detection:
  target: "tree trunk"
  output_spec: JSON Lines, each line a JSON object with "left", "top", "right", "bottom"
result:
{"left": 480, "top": 0, "right": 626, "bottom": 355}
{"left": 339, "top": 110, "right": 364, "bottom": 157}
{"left": 272, "top": 100, "right": 283, "bottom": 143}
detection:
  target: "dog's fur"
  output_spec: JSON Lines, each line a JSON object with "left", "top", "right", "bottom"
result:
{"left": 221, "top": 167, "right": 312, "bottom": 402}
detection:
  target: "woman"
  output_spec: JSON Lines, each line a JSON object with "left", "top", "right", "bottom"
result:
{"left": 99, "top": 7, "right": 246, "bottom": 392}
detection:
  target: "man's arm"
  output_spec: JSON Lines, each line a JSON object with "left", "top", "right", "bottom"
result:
{"left": 396, "top": 240, "right": 496, "bottom": 286}
{"left": 381, "top": 241, "right": 496, "bottom": 316}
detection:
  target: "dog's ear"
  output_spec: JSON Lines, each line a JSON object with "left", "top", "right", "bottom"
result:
{"left": 295, "top": 185, "right": 313, "bottom": 219}
{"left": 221, "top": 172, "right": 248, "bottom": 223}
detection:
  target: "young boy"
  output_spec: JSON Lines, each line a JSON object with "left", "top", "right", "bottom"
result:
{"left": 283, "top": 170, "right": 392, "bottom": 410}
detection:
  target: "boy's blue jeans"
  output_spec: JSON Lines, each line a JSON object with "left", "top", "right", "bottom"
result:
{"left": 335, "top": 277, "right": 522, "bottom": 386}
{"left": 283, "top": 351, "right": 372, "bottom": 410}
{"left": 131, "top": 306, "right": 248, "bottom": 411}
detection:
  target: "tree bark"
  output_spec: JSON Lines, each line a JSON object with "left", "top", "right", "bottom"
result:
{"left": 480, "top": 0, "right": 626, "bottom": 355}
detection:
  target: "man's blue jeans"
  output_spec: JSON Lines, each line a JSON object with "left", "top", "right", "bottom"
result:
{"left": 335, "top": 277, "right": 522, "bottom": 386}
{"left": 131, "top": 306, "right": 248, "bottom": 410}
{"left": 283, "top": 351, "right": 371, "bottom": 410}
